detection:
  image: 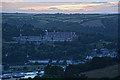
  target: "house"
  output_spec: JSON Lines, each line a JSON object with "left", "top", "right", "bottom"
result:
{"left": 12, "top": 30, "right": 78, "bottom": 43}
{"left": 9, "top": 65, "right": 45, "bottom": 71}
{"left": 111, "top": 51, "right": 117, "bottom": 57}
{"left": 28, "top": 60, "right": 50, "bottom": 65}
{"left": 92, "top": 49, "right": 97, "bottom": 54}
{"left": 66, "top": 60, "right": 73, "bottom": 65}
{"left": 95, "top": 54, "right": 105, "bottom": 57}
{"left": 108, "top": 51, "right": 117, "bottom": 58}
{"left": 59, "top": 60, "right": 64, "bottom": 63}
{"left": 86, "top": 56, "right": 93, "bottom": 60}
{"left": 51, "top": 60, "right": 57, "bottom": 64}
{"left": 100, "top": 48, "right": 109, "bottom": 54}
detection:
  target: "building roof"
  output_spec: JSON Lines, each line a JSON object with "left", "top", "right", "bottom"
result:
{"left": 13, "top": 32, "right": 78, "bottom": 42}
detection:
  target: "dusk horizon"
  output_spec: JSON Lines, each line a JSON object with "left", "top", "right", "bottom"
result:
{"left": 1, "top": 2, "right": 119, "bottom": 14}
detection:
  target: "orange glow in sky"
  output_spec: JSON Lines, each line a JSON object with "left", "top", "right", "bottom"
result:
{"left": 1, "top": 2, "right": 118, "bottom": 13}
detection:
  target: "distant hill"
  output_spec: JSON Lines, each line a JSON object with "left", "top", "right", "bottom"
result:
{"left": 2, "top": 13, "right": 118, "bottom": 37}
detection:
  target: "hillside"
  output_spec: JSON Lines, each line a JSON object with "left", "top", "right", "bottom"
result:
{"left": 84, "top": 64, "right": 119, "bottom": 78}
{"left": 2, "top": 13, "right": 118, "bottom": 37}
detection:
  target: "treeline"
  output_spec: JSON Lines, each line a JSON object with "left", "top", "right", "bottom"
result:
{"left": 2, "top": 23, "right": 45, "bottom": 41}
{"left": 2, "top": 41, "right": 89, "bottom": 64}
{"left": 2, "top": 41, "right": 117, "bottom": 64}
{"left": 2, "top": 37, "right": 117, "bottom": 65}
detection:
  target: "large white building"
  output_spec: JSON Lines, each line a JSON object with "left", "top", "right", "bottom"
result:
{"left": 12, "top": 31, "right": 78, "bottom": 43}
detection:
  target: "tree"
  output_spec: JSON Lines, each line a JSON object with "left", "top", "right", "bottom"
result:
{"left": 34, "top": 62, "right": 39, "bottom": 65}
{"left": 44, "top": 65, "right": 64, "bottom": 78}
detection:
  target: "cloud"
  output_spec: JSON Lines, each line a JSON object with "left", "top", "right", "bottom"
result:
{"left": 2, "top": 2, "right": 119, "bottom": 13}
{"left": 50, "top": 3, "right": 103, "bottom": 11}
{"left": 17, "top": 3, "right": 102, "bottom": 13}
{"left": 110, "top": 6, "right": 118, "bottom": 7}
{"left": 27, "top": 9, "right": 36, "bottom": 11}
{"left": 19, "top": 6, "right": 48, "bottom": 11}
{"left": 49, "top": 7, "right": 58, "bottom": 10}
{"left": 3, "top": 0, "right": 24, "bottom": 2}
{"left": 2, "top": 0, "right": 119, "bottom": 2}
{"left": 0, "top": 6, "right": 2, "bottom": 8}
{"left": 3, "top": 1, "right": 16, "bottom": 3}
{"left": 91, "top": 2, "right": 108, "bottom": 3}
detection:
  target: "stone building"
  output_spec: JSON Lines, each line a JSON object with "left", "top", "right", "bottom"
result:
{"left": 12, "top": 30, "right": 78, "bottom": 43}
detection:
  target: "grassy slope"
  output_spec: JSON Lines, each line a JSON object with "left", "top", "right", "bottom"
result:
{"left": 84, "top": 64, "right": 119, "bottom": 78}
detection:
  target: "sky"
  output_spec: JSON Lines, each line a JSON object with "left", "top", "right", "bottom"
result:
{"left": 1, "top": 0, "right": 119, "bottom": 2}
{"left": 0, "top": 0, "right": 119, "bottom": 14}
